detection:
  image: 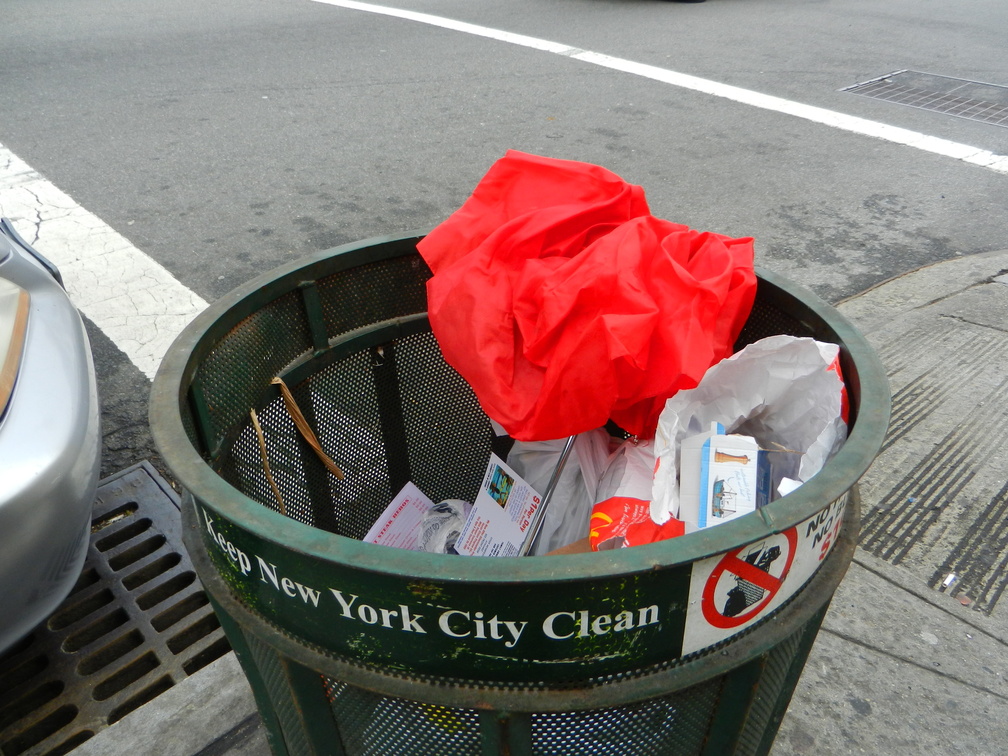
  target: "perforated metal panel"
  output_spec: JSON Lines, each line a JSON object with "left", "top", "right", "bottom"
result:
{"left": 223, "top": 327, "right": 495, "bottom": 539}
{"left": 198, "top": 290, "right": 314, "bottom": 449}
{"left": 734, "top": 287, "right": 814, "bottom": 350}
{"left": 325, "top": 680, "right": 481, "bottom": 756}
{"left": 315, "top": 254, "right": 430, "bottom": 339}
{"left": 531, "top": 679, "right": 721, "bottom": 755}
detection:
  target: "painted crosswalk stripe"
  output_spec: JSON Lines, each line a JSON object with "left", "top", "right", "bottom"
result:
{"left": 0, "top": 143, "right": 208, "bottom": 380}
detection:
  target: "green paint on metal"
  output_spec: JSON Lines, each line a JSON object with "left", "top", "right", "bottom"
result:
{"left": 298, "top": 281, "right": 329, "bottom": 355}
{"left": 186, "top": 375, "right": 215, "bottom": 458}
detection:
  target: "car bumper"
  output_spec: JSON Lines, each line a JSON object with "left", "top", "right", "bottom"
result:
{"left": 0, "top": 221, "right": 101, "bottom": 652}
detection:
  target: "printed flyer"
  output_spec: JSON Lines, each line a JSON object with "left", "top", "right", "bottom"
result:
{"left": 456, "top": 454, "right": 543, "bottom": 557}
{"left": 362, "top": 482, "right": 435, "bottom": 551}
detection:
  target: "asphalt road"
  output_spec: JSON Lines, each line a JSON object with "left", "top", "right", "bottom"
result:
{"left": 3, "top": 0, "right": 1007, "bottom": 477}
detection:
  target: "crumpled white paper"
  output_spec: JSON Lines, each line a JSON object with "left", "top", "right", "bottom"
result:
{"left": 418, "top": 499, "right": 473, "bottom": 554}
{"left": 651, "top": 335, "right": 848, "bottom": 525}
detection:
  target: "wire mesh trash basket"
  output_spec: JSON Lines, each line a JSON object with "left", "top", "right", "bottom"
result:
{"left": 149, "top": 233, "right": 890, "bottom": 756}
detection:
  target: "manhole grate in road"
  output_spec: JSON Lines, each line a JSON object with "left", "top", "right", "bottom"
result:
{"left": 843, "top": 70, "right": 1008, "bottom": 128}
{"left": 0, "top": 462, "right": 230, "bottom": 756}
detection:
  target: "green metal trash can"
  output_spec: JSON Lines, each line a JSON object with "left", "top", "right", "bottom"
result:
{"left": 149, "top": 233, "right": 889, "bottom": 756}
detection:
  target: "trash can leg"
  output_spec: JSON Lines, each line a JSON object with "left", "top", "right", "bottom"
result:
{"left": 282, "top": 657, "right": 348, "bottom": 756}
{"left": 479, "top": 710, "right": 533, "bottom": 756}
{"left": 207, "top": 592, "right": 292, "bottom": 756}
{"left": 752, "top": 602, "right": 829, "bottom": 756}
{"left": 701, "top": 657, "right": 764, "bottom": 755}
{"left": 240, "top": 618, "right": 347, "bottom": 755}
{"left": 195, "top": 501, "right": 347, "bottom": 756}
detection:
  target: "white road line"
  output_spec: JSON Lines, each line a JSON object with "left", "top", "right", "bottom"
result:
{"left": 314, "top": 0, "right": 1008, "bottom": 176}
{"left": 0, "top": 143, "right": 208, "bottom": 380}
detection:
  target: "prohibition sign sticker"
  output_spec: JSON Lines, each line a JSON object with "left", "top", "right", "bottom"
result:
{"left": 700, "top": 528, "right": 797, "bottom": 629}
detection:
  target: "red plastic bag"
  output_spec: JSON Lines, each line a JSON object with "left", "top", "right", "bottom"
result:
{"left": 588, "top": 438, "right": 686, "bottom": 550}
{"left": 418, "top": 151, "right": 756, "bottom": 441}
{"left": 590, "top": 496, "right": 686, "bottom": 551}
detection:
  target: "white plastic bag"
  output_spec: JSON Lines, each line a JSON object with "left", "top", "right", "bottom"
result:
{"left": 506, "top": 428, "right": 612, "bottom": 554}
{"left": 651, "top": 335, "right": 848, "bottom": 526}
{"left": 590, "top": 438, "right": 686, "bottom": 549}
{"left": 595, "top": 437, "right": 654, "bottom": 505}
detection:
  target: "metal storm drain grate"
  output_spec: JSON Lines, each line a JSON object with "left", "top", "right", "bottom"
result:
{"left": 843, "top": 70, "right": 1008, "bottom": 127}
{"left": 0, "top": 462, "right": 230, "bottom": 756}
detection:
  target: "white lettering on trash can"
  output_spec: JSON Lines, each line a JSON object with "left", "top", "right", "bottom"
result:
{"left": 330, "top": 589, "right": 428, "bottom": 634}
{"left": 200, "top": 505, "right": 668, "bottom": 651}
{"left": 257, "top": 557, "right": 322, "bottom": 607}
{"left": 203, "top": 508, "right": 251, "bottom": 576}
{"left": 542, "top": 606, "right": 660, "bottom": 639}
{"left": 438, "top": 610, "right": 528, "bottom": 647}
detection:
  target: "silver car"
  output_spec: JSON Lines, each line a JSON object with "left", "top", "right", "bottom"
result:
{"left": 0, "top": 218, "right": 101, "bottom": 654}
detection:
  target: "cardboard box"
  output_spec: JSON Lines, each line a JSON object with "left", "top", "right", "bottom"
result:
{"left": 545, "top": 537, "right": 592, "bottom": 555}
{"left": 680, "top": 424, "right": 771, "bottom": 529}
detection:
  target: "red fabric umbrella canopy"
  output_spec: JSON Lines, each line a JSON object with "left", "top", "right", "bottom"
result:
{"left": 418, "top": 151, "right": 756, "bottom": 441}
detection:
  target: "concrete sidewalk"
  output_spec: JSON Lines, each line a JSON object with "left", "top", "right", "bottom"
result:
{"left": 773, "top": 250, "right": 1008, "bottom": 755}
{"left": 74, "top": 251, "right": 1008, "bottom": 756}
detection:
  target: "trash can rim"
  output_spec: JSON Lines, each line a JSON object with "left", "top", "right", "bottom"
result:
{"left": 149, "top": 232, "right": 891, "bottom": 584}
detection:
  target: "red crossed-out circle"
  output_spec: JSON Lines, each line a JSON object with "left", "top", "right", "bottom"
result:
{"left": 700, "top": 529, "right": 797, "bottom": 629}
